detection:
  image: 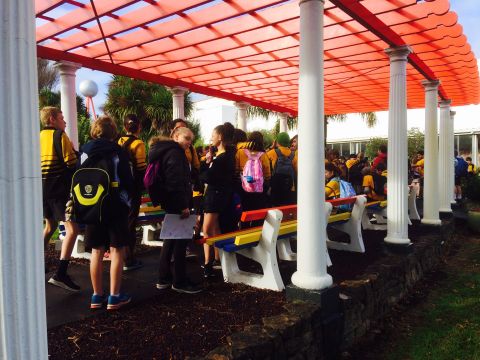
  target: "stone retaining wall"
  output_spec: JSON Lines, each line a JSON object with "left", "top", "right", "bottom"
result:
{"left": 204, "top": 219, "right": 455, "bottom": 360}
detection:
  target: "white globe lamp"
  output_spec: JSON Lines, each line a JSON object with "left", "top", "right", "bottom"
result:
{"left": 79, "top": 80, "right": 98, "bottom": 120}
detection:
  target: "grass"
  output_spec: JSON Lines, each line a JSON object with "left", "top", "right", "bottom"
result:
{"left": 386, "top": 237, "right": 480, "bottom": 360}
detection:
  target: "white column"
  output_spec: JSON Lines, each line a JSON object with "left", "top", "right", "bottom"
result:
{"left": 235, "top": 101, "right": 249, "bottom": 131}
{"left": 472, "top": 134, "right": 478, "bottom": 166}
{"left": 170, "top": 86, "right": 188, "bottom": 120}
{"left": 291, "top": 0, "right": 332, "bottom": 290}
{"left": 0, "top": 1, "right": 48, "bottom": 359}
{"left": 450, "top": 110, "right": 457, "bottom": 204}
{"left": 438, "top": 100, "right": 452, "bottom": 212}
{"left": 384, "top": 46, "right": 412, "bottom": 246}
{"left": 421, "top": 80, "right": 441, "bottom": 225}
{"left": 349, "top": 142, "right": 355, "bottom": 154}
{"left": 279, "top": 112, "right": 289, "bottom": 133}
{"left": 54, "top": 61, "right": 81, "bottom": 150}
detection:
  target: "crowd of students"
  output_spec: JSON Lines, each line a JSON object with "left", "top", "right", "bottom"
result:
{"left": 41, "top": 105, "right": 476, "bottom": 309}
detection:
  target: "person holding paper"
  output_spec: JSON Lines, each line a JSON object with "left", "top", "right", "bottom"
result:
{"left": 148, "top": 127, "right": 202, "bottom": 294}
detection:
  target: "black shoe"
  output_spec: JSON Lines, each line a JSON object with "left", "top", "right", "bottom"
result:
{"left": 172, "top": 281, "right": 202, "bottom": 294}
{"left": 48, "top": 274, "right": 80, "bottom": 292}
{"left": 123, "top": 259, "right": 143, "bottom": 272}
{"left": 202, "top": 263, "right": 214, "bottom": 278}
{"left": 211, "top": 259, "right": 222, "bottom": 270}
{"left": 155, "top": 280, "right": 172, "bottom": 290}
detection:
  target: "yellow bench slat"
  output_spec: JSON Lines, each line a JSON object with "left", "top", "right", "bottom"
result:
{"left": 328, "top": 212, "right": 351, "bottom": 223}
{"left": 139, "top": 206, "right": 162, "bottom": 213}
{"left": 234, "top": 232, "right": 262, "bottom": 246}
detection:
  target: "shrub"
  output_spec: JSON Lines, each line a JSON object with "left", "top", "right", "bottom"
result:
{"left": 464, "top": 175, "right": 480, "bottom": 203}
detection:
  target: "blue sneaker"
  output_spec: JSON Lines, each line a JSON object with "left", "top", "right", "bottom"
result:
{"left": 107, "top": 293, "right": 131, "bottom": 310}
{"left": 90, "top": 294, "right": 107, "bottom": 309}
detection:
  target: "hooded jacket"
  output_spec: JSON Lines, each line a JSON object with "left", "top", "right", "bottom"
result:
{"left": 148, "top": 138, "right": 191, "bottom": 213}
{"left": 80, "top": 138, "right": 135, "bottom": 204}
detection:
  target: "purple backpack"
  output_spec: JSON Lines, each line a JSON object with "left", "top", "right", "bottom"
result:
{"left": 143, "top": 159, "right": 165, "bottom": 206}
{"left": 241, "top": 149, "right": 264, "bottom": 193}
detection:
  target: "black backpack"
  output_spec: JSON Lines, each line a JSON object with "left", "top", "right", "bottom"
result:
{"left": 71, "top": 152, "right": 119, "bottom": 224}
{"left": 372, "top": 173, "right": 387, "bottom": 196}
{"left": 348, "top": 161, "right": 364, "bottom": 185}
{"left": 271, "top": 149, "right": 296, "bottom": 192}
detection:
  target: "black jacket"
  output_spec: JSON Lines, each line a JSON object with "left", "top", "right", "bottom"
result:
{"left": 148, "top": 139, "right": 191, "bottom": 213}
{"left": 201, "top": 146, "right": 236, "bottom": 190}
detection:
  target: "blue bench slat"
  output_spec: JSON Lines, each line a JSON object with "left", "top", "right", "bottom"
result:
{"left": 138, "top": 214, "right": 165, "bottom": 222}
{"left": 214, "top": 238, "right": 235, "bottom": 249}
{"left": 223, "top": 242, "right": 259, "bottom": 253}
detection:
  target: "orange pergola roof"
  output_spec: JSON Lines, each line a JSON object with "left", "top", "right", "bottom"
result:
{"left": 35, "top": 0, "right": 479, "bottom": 115}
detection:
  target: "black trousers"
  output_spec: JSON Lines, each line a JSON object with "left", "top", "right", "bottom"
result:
{"left": 126, "top": 192, "right": 142, "bottom": 262}
{"left": 158, "top": 237, "right": 189, "bottom": 286}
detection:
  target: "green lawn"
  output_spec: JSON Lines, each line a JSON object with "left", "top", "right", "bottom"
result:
{"left": 387, "top": 238, "right": 480, "bottom": 360}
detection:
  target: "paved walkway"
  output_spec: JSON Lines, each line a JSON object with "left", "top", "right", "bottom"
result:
{"left": 45, "top": 247, "right": 205, "bottom": 329}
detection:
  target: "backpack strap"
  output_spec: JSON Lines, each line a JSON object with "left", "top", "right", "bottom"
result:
{"left": 121, "top": 135, "right": 137, "bottom": 166}
{"left": 244, "top": 149, "right": 263, "bottom": 161}
{"left": 53, "top": 129, "right": 66, "bottom": 168}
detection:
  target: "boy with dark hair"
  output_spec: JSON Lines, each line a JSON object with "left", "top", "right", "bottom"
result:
{"left": 40, "top": 106, "right": 80, "bottom": 292}
{"left": 372, "top": 144, "right": 387, "bottom": 170}
{"left": 266, "top": 132, "right": 297, "bottom": 206}
{"left": 362, "top": 163, "right": 387, "bottom": 201}
{"left": 466, "top": 156, "right": 476, "bottom": 176}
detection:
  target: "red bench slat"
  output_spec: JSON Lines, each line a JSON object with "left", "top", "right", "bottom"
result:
{"left": 240, "top": 204, "right": 298, "bottom": 222}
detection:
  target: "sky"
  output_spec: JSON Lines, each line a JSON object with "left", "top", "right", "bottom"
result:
{"left": 69, "top": 0, "right": 480, "bottom": 123}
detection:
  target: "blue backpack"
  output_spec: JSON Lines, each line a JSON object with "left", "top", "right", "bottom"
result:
{"left": 334, "top": 177, "right": 357, "bottom": 211}
{"left": 455, "top": 156, "right": 468, "bottom": 177}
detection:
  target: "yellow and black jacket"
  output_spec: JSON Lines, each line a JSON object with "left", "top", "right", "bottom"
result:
{"left": 40, "top": 127, "right": 77, "bottom": 199}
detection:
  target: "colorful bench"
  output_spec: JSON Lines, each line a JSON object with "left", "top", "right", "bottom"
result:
{"left": 139, "top": 196, "right": 166, "bottom": 246}
{"left": 203, "top": 196, "right": 368, "bottom": 290}
{"left": 362, "top": 187, "right": 420, "bottom": 230}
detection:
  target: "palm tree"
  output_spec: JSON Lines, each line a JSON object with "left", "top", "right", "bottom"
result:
{"left": 103, "top": 76, "right": 194, "bottom": 143}
{"left": 37, "top": 58, "right": 59, "bottom": 91}
{"left": 325, "top": 112, "right": 377, "bottom": 149}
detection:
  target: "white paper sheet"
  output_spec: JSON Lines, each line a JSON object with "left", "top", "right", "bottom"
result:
{"left": 159, "top": 214, "right": 196, "bottom": 239}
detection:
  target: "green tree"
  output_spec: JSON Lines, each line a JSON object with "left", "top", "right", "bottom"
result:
{"left": 407, "top": 128, "right": 425, "bottom": 160}
{"left": 364, "top": 129, "right": 425, "bottom": 162}
{"left": 365, "top": 137, "right": 388, "bottom": 160}
{"left": 103, "top": 76, "right": 193, "bottom": 143}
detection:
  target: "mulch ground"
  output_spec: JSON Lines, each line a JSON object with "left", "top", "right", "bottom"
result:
{"left": 45, "top": 217, "right": 446, "bottom": 359}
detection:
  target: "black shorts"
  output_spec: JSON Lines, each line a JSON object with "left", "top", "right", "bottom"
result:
{"left": 84, "top": 208, "right": 129, "bottom": 249}
{"left": 455, "top": 176, "right": 463, "bottom": 186}
{"left": 43, "top": 197, "right": 67, "bottom": 222}
{"left": 192, "top": 195, "right": 204, "bottom": 215}
{"left": 204, "top": 187, "right": 231, "bottom": 214}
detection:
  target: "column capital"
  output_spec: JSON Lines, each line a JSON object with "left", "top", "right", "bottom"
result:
{"left": 53, "top": 61, "right": 81, "bottom": 75}
{"left": 234, "top": 101, "right": 250, "bottom": 110}
{"left": 168, "top": 86, "right": 188, "bottom": 96}
{"left": 299, "top": 0, "right": 325, "bottom": 4}
{"left": 439, "top": 99, "right": 452, "bottom": 108}
{"left": 421, "top": 79, "right": 440, "bottom": 92}
{"left": 279, "top": 112, "right": 290, "bottom": 118}
{"left": 385, "top": 45, "right": 412, "bottom": 62}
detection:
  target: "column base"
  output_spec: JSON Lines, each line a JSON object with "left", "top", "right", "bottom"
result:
{"left": 384, "top": 236, "right": 411, "bottom": 245}
{"left": 451, "top": 200, "right": 457, "bottom": 205}
{"left": 384, "top": 242, "right": 414, "bottom": 254}
{"left": 291, "top": 271, "right": 333, "bottom": 290}
{"left": 286, "top": 284, "right": 343, "bottom": 360}
{"left": 440, "top": 212, "right": 454, "bottom": 220}
{"left": 439, "top": 207, "right": 453, "bottom": 213}
{"left": 421, "top": 218, "right": 442, "bottom": 226}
